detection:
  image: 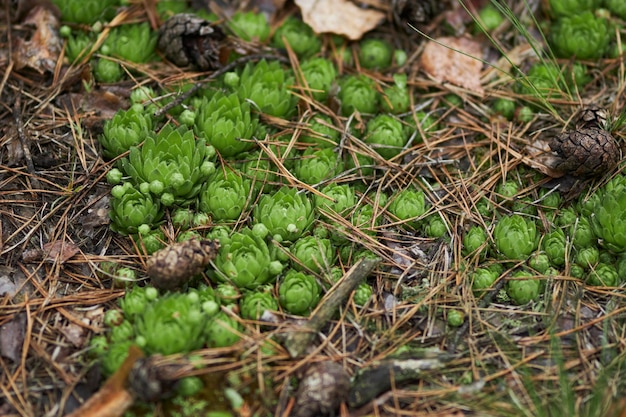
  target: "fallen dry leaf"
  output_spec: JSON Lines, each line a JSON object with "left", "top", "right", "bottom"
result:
{"left": 295, "top": 0, "right": 385, "bottom": 40}
{"left": 13, "top": 4, "right": 62, "bottom": 73}
{"left": 22, "top": 240, "right": 80, "bottom": 263}
{"left": 420, "top": 36, "right": 485, "bottom": 95}
{"left": 0, "top": 313, "right": 26, "bottom": 363}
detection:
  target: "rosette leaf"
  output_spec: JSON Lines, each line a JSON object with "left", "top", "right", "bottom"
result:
{"left": 254, "top": 187, "right": 314, "bottom": 242}
{"left": 387, "top": 187, "right": 428, "bottom": 229}
{"left": 315, "top": 183, "right": 356, "bottom": 216}
{"left": 65, "top": 31, "right": 95, "bottom": 64}
{"left": 507, "top": 270, "right": 541, "bottom": 305}
{"left": 300, "top": 57, "right": 337, "bottom": 102}
{"left": 365, "top": 114, "right": 409, "bottom": 159}
{"left": 293, "top": 148, "right": 344, "bottom": 185}
{"left": 338, "top": 75, "right": 379, "bottom": 116}
{"left": 570, "top": 216, "right": 596, "bottom": 249}
{"left": 300, "top": 114, "right": 340, "bottom": 148}
{"left": 195, "top": 92, "right": 259, "bottom": 157}
{"left": 199, "top": 168, "right": 251, "bottom": 221}
{"left": 123, "top": 124, "right": 215, "bottom": 203}
{"left": 212, "top": 228, "right": 277, "bottom": 290}
{"left": 119, "top": 285, "right": 158, "bottom": 319}
{"left": 135, "top": 292, "right": 207, "bottom": 355}
{"left": 279, "top": 269, "right": 321, "bottom": 315}
{"left": 550, "top": 12, "right": 610, "bottom": 59}
{"left": 103, "top": 23, "right": 157, "bottom": 63}
{"left": 493, "top": 215, "right": 538, "bottom": 260}
{"left": 238, "top": 60, "right": 297, "bottom": 118}
{"left": 472, "top": 267, "right": 499, "bottom": 295}
{"left": 291, "top": 236, "right": 335, "bottom": 273}
{"left": 94, "top": 59, "right": 123, "bottom": 83}
{"left": 272, "top": 16, "right": 321, "bottom": 58}
{"left": 100, "top": 107, "right": 153, "bottom": 159}
{"left": 528, "top": 252, "right": 550, "bottom": 274}
{"left": 239, "top": 287, "right": 278, "bottom": 320}
{"left": 109, "top": 183, "right": 163, "bottom": 235}
{"left": 575, "top": 246, "right": 599, "bottom": 269}
{"left": 227, "top": 11, "right": 270, "bottom": 42}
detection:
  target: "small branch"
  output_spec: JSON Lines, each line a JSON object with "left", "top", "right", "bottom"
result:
{"left": 284, "top": 257, "right": 381, "bottom": 358}
{"left": 13, "top": 85, "right": 42, "bottom": 190}
{"left": 153, "top": 53, "right": 289, "bottom": 118}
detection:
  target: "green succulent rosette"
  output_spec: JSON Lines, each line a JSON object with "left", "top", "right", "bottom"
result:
{"left": 424, "top": 215, "right": 448, "bottom": 238}
{"left": 235, "top": 151, "right": 279, "bottom": 193}
{"left": 134, "top": 292, "right": 208, "bottom": 355}
{"left": 53, "top": 0, "right": 119, "bottom": 24}
{"left": 254, "top": 187, "right": 315, "bottom": 242}
{"left": 475, "top": 3, "right": 504, "bottom": 31}
{"left": 94, "top": 59, "right": 124, "bottom": 83}
{"left": 574, "top": 246, "right": 599, "bottom": 269}
{"left": 516, "top": 63, "right": 566, "bottom": 100}
{"left": 109, "top": 182, "right": 163, "bottom": 235}
{"left": 587, "top": 263, "right": 619, "bottom": 286}
{"left": 546, "top": 0, "right": 601, "bottom": 17}
{"left": 133, "top": 227, "right": 166, "bottom": 255}
{"left": 359, "top": 38, "right": 394, "bottom": 70}
{"left": 550, "top": 12, "right": 610, "bottom": 59}
{"left": 353, "top": 282, "right": 373, "bottom": 306}
{"left": 381, "top": 74, "right": 411, "bottom": 114}
{"left": 279, "top": 269, "right": 321, "bottom": 315}
{"left": 528, "top": 252, "right": 550, "bottom": 274}
{"left": 591, "top": 183, "right": 626, "bottom": 252}
{"left": 300, "top": 114, "right": 340, "bottom": 148}
{"left": 462, "top": 226, "right": 488, "bottom": 259}
{"left": 228, "top": 11, "right": 271, "bottom": 42}
{"left": 290, "top": 236, "right": 335, "bottom": 273}
{"left": 293, "top": 148, "right": 344, "bottom": 185}
{"left": 387, "top": 187, "right": 428, "bottom": 229}
{"left": 542, "top": 229, "right": 567, "bottom": 266}
{"left": 338, "top": 75, "right": 380, "bottom": 116}
{"left": 570, "top": 217, "right": 596, "bottom": 249}
{"left": 506, "top": 270, "right": 542, "bottom": 305}
{"left": 212, "top": 228, "right": 279, "bottom": 290}
{"left": 103, "top": 23, "right": 157, "bottom": 63}
{"left": 471, "top": 268, "right": 500, "bottom": 296}
{"left": 316, "top": 183, "right": 356, "bottom": 216}
{"left": 100, "top": 107, "right": 153, "bottom": 159}
{"left": 205, "top": 310, "right": 242, "bottom": 348}
{"left": 605, "top": 0, "right": 626, "bottom": 19}
{"left": 493, "top": 215, "right": 538, "bottom": 260}
{"left": 351, "top": 203, "right": 380, "bottom": 238}
{"left": 121, "top": 125, "right": 215, "bottom": 204}
{"left": 365, "top": 114, "right": 408, "bottom": 160}
{"left": 237, "top": 60, "right": 297, "bottom": 118}
{"left": 239, "top": 287, "right": 278, "bottom": 320}
{"left": 195, "top": 92, "right": 259, "bottom": 157}
{"left": 198, "top": 168, "right": 251, "bottom": 221}
{"left": 119, "top": 285, "right": 158, "bottom": 319}
{"left": 65, "top": 31, "right": 95, "bottom": 64}
{"left": 272, "top": 16, "right": 322, "bottom": 58}
{"left": 300, "top": 57, "right": 338, "bottom": 102}
{"left": 101, "top": 340, "right": 134, "bottom": 375}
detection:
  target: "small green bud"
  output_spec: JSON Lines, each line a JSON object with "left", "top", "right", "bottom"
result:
{"left": 447, "top": 310, "right": 465, "bottom": 327}
{"left": 106, "top": 168, "right": 124, "bottom": 185}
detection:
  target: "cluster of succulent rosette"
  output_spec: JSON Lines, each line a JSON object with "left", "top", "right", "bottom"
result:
{"left": 50, "top": 0, "right": 626, "bottom": 408}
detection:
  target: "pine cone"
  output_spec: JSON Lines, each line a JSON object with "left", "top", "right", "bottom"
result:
{"left": 391, "top": 0, "right": 444, "bottom": 34}
{"left": 576, "top": 105, "right": 608, "bottom": 129}
{"left": 550, "top": 127, "right": 621, "bottom": 177}
{"left": 146, "top": 238, "right": 220, "bottom": 290}
{"left": 157, "top": 13, "right": 226, "bottom": 70}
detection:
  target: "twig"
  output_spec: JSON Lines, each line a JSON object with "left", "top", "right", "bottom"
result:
{"left": 283, "top": 257, "right": 381, "bottom": 358}
{"left": 13, "top": 84, "right": 42, "bottom": 190}
{"left": 153, "top": 53, "right": 289, "bottom": 117}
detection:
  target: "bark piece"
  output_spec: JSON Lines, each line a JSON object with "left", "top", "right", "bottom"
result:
{"left": 293, "top": 361, "right": 351, "bottom": 417}
{"left": 146, "top": 239, "right": 220, "bottom": 290}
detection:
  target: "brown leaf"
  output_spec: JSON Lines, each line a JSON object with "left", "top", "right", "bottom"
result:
{"left": 13, "top": 4, "right": 62, "bottom": 73}
{"left": 0, "top": 314, "right": 26, "bottom": 362}
{"left": 295, "top": 0, "right": 385, "bottom": 40}
{"left": 420, "top": 36, "right": 485, "bottom": 95}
